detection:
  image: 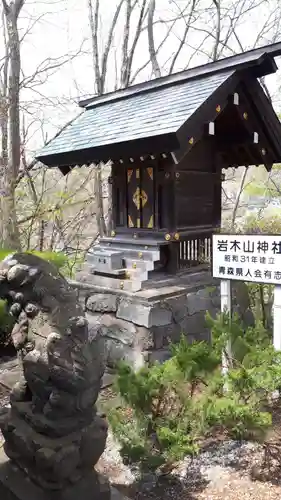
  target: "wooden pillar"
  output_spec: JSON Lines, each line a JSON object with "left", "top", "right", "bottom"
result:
{"left": 166, "top": 242, "right": 179, "bottom": 274}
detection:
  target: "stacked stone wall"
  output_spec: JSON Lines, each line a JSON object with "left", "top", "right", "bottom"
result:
{"left": 75, "top": 285, "right": 221, "bottom": 370}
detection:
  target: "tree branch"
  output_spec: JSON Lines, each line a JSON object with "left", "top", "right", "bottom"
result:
{"left": 169, "top": 0, "right": 197, "bottom": 75}
{"left": 1, "top": 0, "right": 10, "bottom": 15}
{"left": 124, "top": 0, "right": 148, "bottom": 87}
{"left": 212, "top": 0, "right": 221, "bottom": 61}
{"left": 120, "top": 0, "right": 132, "bottom": 88}
{"left": 88, "top": 0, "right": 101, "bottom": 95}
{"left": 14, "top": 0, "right": 25, "bottom": 18}
{"left": 100, "top": 0, "right": 124, "bottom": 93}
{"left": 147, "top": 0, "right": 161, "bottom": 78}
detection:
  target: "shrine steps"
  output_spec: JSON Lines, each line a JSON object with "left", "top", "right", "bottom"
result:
{"left": 95, "top": 236, "right": 163, "bottom": 260}
{"left": 81, "top": 238, "right": 166, "bottom": 292}
{"left": 76, "top": 264, "right": 144, "bottom": 292}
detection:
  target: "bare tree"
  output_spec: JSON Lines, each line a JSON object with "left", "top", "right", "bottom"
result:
{"left": 1, "top": 0, "right": 24, "bottom": 249}
{"left": 1, "top": 0, "right": 280, "bottom": 255}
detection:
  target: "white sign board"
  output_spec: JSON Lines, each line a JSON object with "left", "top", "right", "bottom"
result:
{"left": 212, "top": 234, "right": 281, "bottom": 285}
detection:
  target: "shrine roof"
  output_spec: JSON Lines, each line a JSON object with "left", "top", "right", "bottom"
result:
{"left": 36, "top": 41, "right": 281, "bottom": 168}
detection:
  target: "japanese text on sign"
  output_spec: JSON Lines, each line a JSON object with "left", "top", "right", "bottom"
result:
{"left": 212, "top": 234, "right": 281, "bottom": 284}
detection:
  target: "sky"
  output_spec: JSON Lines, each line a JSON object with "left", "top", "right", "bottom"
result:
{"left": 1, "top": 0, "right": 281, "bottom": 157}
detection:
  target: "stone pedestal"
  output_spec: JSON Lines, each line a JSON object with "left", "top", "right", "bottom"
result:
{"left": 72, "top": 269, "right": 221, "bottom": 370}
{"left": 0, "top": 447, "right": 128, "bottom": 500}
{"left": 72, "top": 269, "right": 256, "bottom": 371}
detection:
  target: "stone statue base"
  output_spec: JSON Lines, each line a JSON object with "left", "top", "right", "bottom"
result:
{"left": 0, "top": 448, "right": 127, "bottom": 500}
{"left": 1, "top": 406, "right": 107, "bottom": 490}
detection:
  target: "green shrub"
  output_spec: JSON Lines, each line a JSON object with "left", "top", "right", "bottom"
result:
{"left": 108, "top": 344, "right": 214, "bottom": 471}
{"left": 205, "top": 310, "right": 271, "bottom": 367}
{"left": 202, "top": 394, "right": 271, "bottom": 440}
{"left": 109, "top": 315, "right": 280, "bottom": 473}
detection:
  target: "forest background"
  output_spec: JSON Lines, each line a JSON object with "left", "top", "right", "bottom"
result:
{"left": 1, "top": 0, "right": 281, "bottom": 264}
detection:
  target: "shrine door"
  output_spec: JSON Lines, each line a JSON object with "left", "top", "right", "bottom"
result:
{"left": 126, "top": 166, "right": 155, "bottom": 229}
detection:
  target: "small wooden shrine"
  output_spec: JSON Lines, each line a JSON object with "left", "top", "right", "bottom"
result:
{"left": 37, "top": 42, "right": 281, "bottom": 292}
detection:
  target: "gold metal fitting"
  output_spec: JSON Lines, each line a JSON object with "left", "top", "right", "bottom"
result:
{"left": 174, "top": 233, "right": 180, "bottom": 240}
{"left": 216, "top": 105, "right": 221, "bottom": 113}
{"left": 120, "top": 281, "right": 124, "bottom": 289}
{"left": 165, "top": 233, "right": 171, "bottom": 241}
{"left": 243, "top": 112, "right": 248, "bottom": 120}
{"left": 132, "top": 262, "right": 137, "bottom": 269}
{"left": 188, "top": 137, "right": 194, "bottom": 145}
{"left": 111, "top": 230, "right": 116, "bottom": 237}
{"left": 138, "top": 252, "right": 143, "bottom": 258}
{"left": 125, "top": 271, "right": 130, "bottom": 279}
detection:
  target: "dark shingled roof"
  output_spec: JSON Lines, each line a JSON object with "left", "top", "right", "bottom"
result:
{"left": 37, "top": 71, "right": 233, "bottom": 158}
{"left": 36, "top": 41, "right": 281, "bottom": 167}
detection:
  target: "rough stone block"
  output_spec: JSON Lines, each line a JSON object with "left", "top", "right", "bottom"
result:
{"left": 165, "top": 294, "right": 188, "bottom": 323}
{"left": 105, "top": 338, "right": 145, "bottom": 370}
{"left": 86, "top": 294, "right": 118, "bottom": 313}
{"left": 180, "top": 312, "right": 208, "bottom": 337}
{"left": 116, "top": 298, "right": 172, "bottom": 328}
{"left": 98, "top": 314, "right": 136, "bottom": 346}
{"left": 0, "top": 446, "right": 126, "bottom": 500}
{"left": 150, "top": 324, "right": 182, "bottom": 349}
{"left": 186, "top": 288, "right": 214, "bottom": 315}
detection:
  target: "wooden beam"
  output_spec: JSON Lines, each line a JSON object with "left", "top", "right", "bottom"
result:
{"left": 208, "top": 122, "right": 215, "bottom": 135}
{"left": 171, "top": 152, "right": 179, "bottom": 164}
{"left": 253, "top": 132, "right": 259, "bottom": 144}
{"left": 233, "top": 83, "right": 276, "bottom": 165}
{"left": 243, "top": 77, "right": 281, "bottom": 161}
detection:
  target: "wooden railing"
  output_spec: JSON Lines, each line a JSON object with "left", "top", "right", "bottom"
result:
{"left": 178, "top": 231, "right": 212, "bottom": 270}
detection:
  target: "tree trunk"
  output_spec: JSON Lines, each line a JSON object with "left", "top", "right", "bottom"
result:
{"left": 1, "top": 0, "right": 24, "bottom": 250}
{"left": 94, "top": 164, "right": 107, "bottom": 238}
{"left": 147, "top": 0, "right": 161, "bottom": 78}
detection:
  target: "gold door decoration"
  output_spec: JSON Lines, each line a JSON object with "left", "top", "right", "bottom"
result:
{"left": 127, "top": 169, "right": 133, "bottom": 183}
{"left": 133, "top": 187, "right": 148, "bottom": 210}
{"left": 126, "top": 166, "right": 154, "bottom": 229}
